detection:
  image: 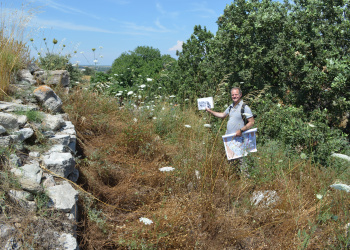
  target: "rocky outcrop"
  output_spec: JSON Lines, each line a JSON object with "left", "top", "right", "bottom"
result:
{"left": 33, "top": 85, "right": 63, "bottom": 113}
{"left": 34, "top": 70, "right": 70, "bottom": 87}
{"left": 0, "top": 68, "right": 79, "bottom": 249}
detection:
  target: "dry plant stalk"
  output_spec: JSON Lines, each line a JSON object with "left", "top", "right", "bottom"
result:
{"left": 0, "top": 2, "right": 37, "bottom": 100}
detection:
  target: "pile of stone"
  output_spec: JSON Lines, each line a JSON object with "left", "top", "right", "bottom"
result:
{"left": 0, "top": 67, "right": 79, "bottom": 249}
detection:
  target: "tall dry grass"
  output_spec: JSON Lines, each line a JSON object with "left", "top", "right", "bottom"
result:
{"left": 60, "top": 88, "right": 350, "bottom": 249}
{"left": 0, "top": 2, "right": 36, "bottom": 100}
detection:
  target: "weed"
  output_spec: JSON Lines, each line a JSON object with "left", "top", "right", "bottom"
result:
{"left": 87, "top": 208, "right": 108, "bottom": 234}
{"left": 15, "top": 109, "right": 44, "bottom": 123}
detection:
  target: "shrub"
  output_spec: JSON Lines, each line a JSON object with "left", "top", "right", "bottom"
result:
{"left": 254, "top": 98, "right": 349, "bottom": 165}
{"left": 38, "top": 53, "right": 69, "bottom": 70}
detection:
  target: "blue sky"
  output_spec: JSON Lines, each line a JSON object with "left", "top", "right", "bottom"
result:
{"left": 6, "top": 0, "right": 232, "bottom": 65}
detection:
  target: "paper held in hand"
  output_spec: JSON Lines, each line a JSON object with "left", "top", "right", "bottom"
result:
{"left": 222, "top": 128, "right": 257, "bottom": 160}
{"left": 197, "top": 97, "right": 214, "bottom": 110}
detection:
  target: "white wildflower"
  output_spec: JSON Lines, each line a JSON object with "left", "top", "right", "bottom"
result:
{"left": 116, "top": 93, "right": 122, "bottom": 96}
{"left": 316, "top": 194, "right": 323, "bottom": 200}
{"left": 158, "top": 87, "right": 162, "bottom": 89}
{"left": 204, "top": 124, "right": 211, "bottom": 128}
{"left": 127, "top": 91, "right": 133, "bottom": 96}
{"left": 140, "top": 84, "right": 146, "bottom": 88}
{"left": 133, "top": 118, "right": 138, "bottom": 123}
{"left": 169, "top": 95, "right": 176, "bottom": 98}
{"left": 139, "top": 217, "right": 153, "bottom": 225}
{"left": 308, "top": 123, "right": 316, "bottom": 128}
{"left": 146, "top": 78, "right": 153, "bottom": 82}
{"left": 184, "top": 125, "right": 191, "bottom": 128}
{"left": 138, "top": 95, "right": 142, "bottom": 99}
{"left": 153, "top": 117, "right": 157, "bottom": 120}
{"left": 159, "top": 167, "right": 175, "bottom": 172}
{"left": 300, "top": 153, "right": 307, "bottom": 160}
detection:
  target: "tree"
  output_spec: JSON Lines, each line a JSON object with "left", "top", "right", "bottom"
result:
{"left": 110, "top": 46, "right": 171, "bottom": 87}
{"left": 172, "top": 25, "right": 214, "bottom": 99}
{"left": 173, "top": 0, "right": 350, "bottom": 132}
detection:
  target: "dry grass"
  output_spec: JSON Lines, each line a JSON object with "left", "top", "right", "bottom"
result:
{"left": 0, "top": 2, "right": 36, "bottom": 100}
{"left": 60, "top": 88, "right": 350, "bottom": 249}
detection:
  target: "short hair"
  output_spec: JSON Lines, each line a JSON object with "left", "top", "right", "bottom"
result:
{"left": 230, "top": 87, "right": 242, "bottom": 95}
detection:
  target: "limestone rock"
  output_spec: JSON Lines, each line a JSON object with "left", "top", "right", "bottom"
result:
{"left": 8, "top": 190, "right": 37, "bottom": 212}
{"left": 0, "top": 125, "right": 6, "bottom": 135}
{"left": 0, "top": 112, "right": 18, "bottom": 130}
{"left": 34, "top": 70, "right": 70, "bottom": 87}
{"left": 46, "top": 182, "right": 78, "bottom": 213}
{"left": 0, "top": 101, "right": 38, "bottom": 112}
{"left": 58, "top": 233, "right": 79, "bottom": 250}
{"left": 33, "top": 85, "right": 62, "bottom": 113}
{"left": 251, "top": 190, "right": 279, "bottom": 207}
{"left": 43, "top": 152, "right": 75, "bottom": 178}
{"left": 17, "top": 69, "right": 36, "bottom": 85}
{"left": 11, "top": 161, "right": 42, "bottom": 184}
{"left": 12, "top": 127, "right": 34, "bottom": 142}
{"left": 18, "top": 177, "right": 43, "bottom": 194}
{"left": 43, "top": 113, "right": 65, "bottom": 131}
{"left": 0, "top": 136, "right": 12, "bottom": 147}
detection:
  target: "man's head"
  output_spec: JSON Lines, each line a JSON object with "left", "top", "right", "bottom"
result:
{"left": 230, "top": 87, "right": 242, "bottom": 104}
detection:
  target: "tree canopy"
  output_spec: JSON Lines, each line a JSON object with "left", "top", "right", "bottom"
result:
{"left": 110, "top": 46, "right": 175, "bottom": 87}
{"left": 173, "top": 0, "right": 349, "bottom": 132}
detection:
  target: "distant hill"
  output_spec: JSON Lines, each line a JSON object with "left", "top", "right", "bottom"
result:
{"left": 79, "top": 65, "right": 111, "bottom": 73}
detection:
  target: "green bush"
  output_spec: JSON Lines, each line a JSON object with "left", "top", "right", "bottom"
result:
{"left": 38, "top": 53, "right": 69, "bottom": 70}
{"left": 254, "top": 99, "right": 349, "bottom": 165}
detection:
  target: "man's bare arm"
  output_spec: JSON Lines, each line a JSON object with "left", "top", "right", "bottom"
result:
{"left": 206, "top": 108, "right": 228, "bottom": 119}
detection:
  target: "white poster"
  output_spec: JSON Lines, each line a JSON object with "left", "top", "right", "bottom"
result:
{"left": 222, "top": 128, "right": 257, "bottom": 160}
{"left": 197, "top": 97, "right": 214, "bottom": 110}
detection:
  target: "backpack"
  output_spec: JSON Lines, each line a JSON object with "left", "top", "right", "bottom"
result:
{"left": 229, "top": 102, "right": 257, "bottom": 125}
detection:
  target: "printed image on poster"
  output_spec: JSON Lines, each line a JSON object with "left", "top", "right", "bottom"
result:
{"left": 222, "top": 128, "right": 257, "bottom": 160}
{"left": 197, "top": 97, "right": 214, "bottom": 110}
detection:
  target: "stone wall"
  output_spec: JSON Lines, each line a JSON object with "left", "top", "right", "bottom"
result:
{"left": 0, "top": 68, "right": 79, "bottom": 249}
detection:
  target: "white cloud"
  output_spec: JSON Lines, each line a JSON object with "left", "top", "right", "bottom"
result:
{"left": 121, "top": 21, "right": 170, "bottom": 33}
{"left": 35, "top": 0, "right": 100, "bottom": 19}
{"left": 32, "top": 17, "right": 116, "bottom": 33}
{"left": 156, "top": 3, "right": 179, "bottom": 18}
{"left": 189, "top": 3, "right": 217, "bottom": 18}
{"left": 169, "top": 40, "right": 183, "bottom": 52}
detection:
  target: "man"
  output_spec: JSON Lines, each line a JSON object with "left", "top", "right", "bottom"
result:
{"left": 206, "top": 87, "right": 255, "bottom": 136}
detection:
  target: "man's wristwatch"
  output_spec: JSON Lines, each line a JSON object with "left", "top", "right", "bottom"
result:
{"left": 240, "top": 129, "right": 243, "bottom": 133}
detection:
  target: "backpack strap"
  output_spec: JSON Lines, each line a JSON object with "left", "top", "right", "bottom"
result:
{"left": 228, "top": 102, "right": 248, "bottom": 125}
{"left": 228, "top": 103, "right": 234, "bottom": 113}
{"left": 241, "top": 103, "right": 248, "bottom": 125}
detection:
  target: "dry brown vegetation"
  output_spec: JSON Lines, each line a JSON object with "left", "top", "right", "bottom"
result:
{"left": 60, "top": 88, "right": 350, "bottom": 249}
